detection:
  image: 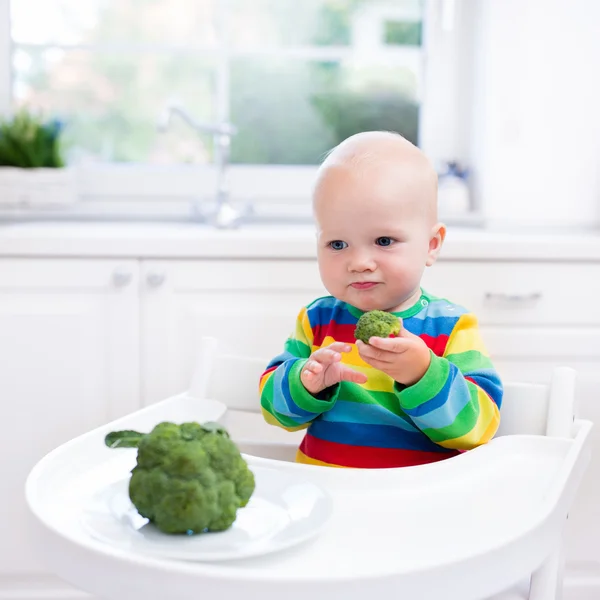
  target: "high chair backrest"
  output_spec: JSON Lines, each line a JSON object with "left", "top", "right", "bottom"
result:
{"left": 204, "top": 353, "right": 268, "bottom": 412}
{"left": 189, "top": 338, "right": 576, "bottom": 438}
{"left": 188, "top": 337, "right": 270, "bottom": 413}
{"left": 496, "top": 367, "right": 575, "bottom": 438}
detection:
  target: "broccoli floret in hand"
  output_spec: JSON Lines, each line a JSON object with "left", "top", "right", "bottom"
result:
{"left": 354, "top": 310, "right": 401, "bottom": 343}
{"left": 105, "top": 421, "right": 255, "bottom": 535}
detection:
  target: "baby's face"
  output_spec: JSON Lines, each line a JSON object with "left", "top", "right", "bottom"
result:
{"left": 314, "top": 164, "right": 439, "bottom": 313}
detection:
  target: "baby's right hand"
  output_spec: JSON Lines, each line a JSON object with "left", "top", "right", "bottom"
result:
{"left": 301, "top": 342, "right": 368, "bottom": 395}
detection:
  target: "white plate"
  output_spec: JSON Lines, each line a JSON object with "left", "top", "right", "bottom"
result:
{"left": 80, "top": 466, "right": 333, "bottom": 562}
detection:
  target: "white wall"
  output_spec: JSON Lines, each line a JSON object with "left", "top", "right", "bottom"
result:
{"left": 469, "top": 0, "right": 600, "bottom": 229}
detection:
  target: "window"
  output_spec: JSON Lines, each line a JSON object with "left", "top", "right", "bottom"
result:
{"left": 0, "top": 0, "right": 468, "bottom": 212}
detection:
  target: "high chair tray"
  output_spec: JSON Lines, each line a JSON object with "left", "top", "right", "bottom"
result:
{"left": 26, "top": 393, "right": 592, "bottom": 600}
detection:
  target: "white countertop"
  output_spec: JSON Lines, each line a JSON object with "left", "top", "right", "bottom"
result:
{"left": 1, "top": 221, "right": 600, "bottom": 261}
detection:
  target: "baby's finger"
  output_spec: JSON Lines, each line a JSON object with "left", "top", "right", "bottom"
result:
{"left": 339, "top": 366, "right": 368, "bottom": 384}
{"left": 312, "top": 347, "right": 343, "bottom": 365}
{"left": 304, "top": 359, "right": 323, "bottom": 374}
{"left": 356, "top": 340, "right": 394, "bottom": 364}
{"left": 325, "top": 342, "right": 352, "bottom": 353}
{"left": 367, "top": 336, "right": 410, "bottom": 353}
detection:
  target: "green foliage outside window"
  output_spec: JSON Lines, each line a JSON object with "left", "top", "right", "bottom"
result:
{"left": 13, "top": 0, "right": 421, "bottom": 165}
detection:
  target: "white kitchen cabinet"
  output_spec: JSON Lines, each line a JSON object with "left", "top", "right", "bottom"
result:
{"left": 421, "top": 260, "right": 600, "bottom": 326}
{"left": 140, "top": 259, "right": 326, "bottom": 406}
{"left": 2, "top": 250, "right": 600, "bottom": 599}
{"left": 0, "top": 259, "right": 139, "bottom": 599}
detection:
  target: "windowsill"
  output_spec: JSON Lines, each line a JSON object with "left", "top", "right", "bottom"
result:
{"left": 0, "top": 164, "right": 481, "bottom": 225}
{"left": 0, "top": 198, "right": 484, "bottom": 228}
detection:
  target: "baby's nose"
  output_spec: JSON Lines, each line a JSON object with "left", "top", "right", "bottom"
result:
{"left": 348, "top": 250, "right": 376, "bottom": 272}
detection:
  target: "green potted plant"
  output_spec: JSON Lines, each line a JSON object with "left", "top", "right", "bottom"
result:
{"left": 0, "top": 109, "right": 78, "bottom": 207}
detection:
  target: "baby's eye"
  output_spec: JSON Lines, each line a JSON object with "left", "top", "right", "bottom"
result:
{"left": 376, "top": 237, "right": 395, "bottom": 247}
{"left": 329, "top": 240, "right": 348, "bottom": 250}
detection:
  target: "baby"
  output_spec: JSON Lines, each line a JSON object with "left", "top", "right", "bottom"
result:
{"left": 259, "top": 131, "right": 503, "bottom": 468}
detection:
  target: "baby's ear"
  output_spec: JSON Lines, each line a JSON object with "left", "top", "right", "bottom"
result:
{"left": 426, "top": 222, "right": 446, "bottom": 266}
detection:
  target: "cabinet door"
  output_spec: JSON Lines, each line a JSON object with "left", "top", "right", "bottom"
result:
{"left": 421, "top": 260, "right": 600, "bottom": 326}
{"left": 140, "top": 260, "right": 326, "bottom": 406}
{"left": 0, "top": 259, "right": 139, "bottom": 577}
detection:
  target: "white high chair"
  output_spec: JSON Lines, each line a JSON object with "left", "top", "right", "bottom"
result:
{"left": 25, "top": 337, "right": 592, "bottom": 600}
{"left": 190, "top": 338, "right": 586, "bottom": 600}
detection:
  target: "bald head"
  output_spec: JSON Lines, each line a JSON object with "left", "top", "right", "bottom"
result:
{"left": 314, "top": 131, "right": 438, "bottom": 224}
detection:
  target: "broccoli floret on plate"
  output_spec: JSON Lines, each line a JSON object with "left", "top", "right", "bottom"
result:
{"left": 354, "top": 310, "right": 401, "bottom": 344}
{"left": 104, "top": 421, "right": 255, "bottom": 534}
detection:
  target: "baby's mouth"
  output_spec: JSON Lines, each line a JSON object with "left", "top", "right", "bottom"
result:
{"left": 350, "top": 282, "right": 379, "bottom": 290}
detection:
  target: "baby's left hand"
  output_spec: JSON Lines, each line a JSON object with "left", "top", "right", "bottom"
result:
{"left": 356, "top": 325, "right": 431, "bottom": 386}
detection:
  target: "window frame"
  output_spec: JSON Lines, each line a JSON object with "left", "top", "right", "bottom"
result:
{"left": 0, "top": 0, "right": 10, "bottom": 116}
{"left": 0, "top": 0, "right": 474, "bottom": 220}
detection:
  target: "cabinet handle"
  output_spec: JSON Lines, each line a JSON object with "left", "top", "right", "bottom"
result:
{"left": 112, "top": 268, "right": 133, "bottom": 288}
{"left": 484, "top": 292, "right": 542, "bottom": 308}
{"left": 146, "top": 271, "right": 166, "bottom": 288}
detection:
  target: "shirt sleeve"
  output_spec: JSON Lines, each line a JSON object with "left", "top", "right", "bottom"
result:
{"left": 259, "top": 305, "right": 340, "bottom": 431}
{"left": 395, "top": 313, "right": 503, "bottom": 450}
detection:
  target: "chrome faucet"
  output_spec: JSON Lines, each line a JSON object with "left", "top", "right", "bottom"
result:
{"left": 157, "top": 102, "right": 250, "bottom": 228}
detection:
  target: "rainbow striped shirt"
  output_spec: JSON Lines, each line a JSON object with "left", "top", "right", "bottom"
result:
{"left": 259, "top": 291, "right": 503, "bottom": 468}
